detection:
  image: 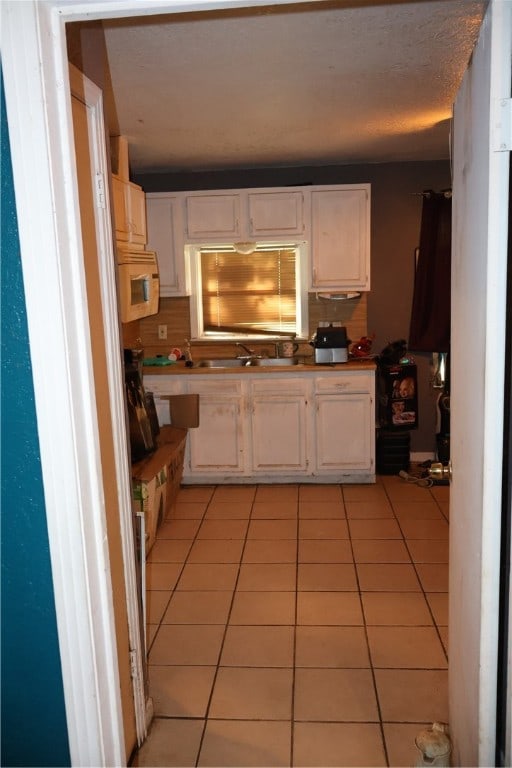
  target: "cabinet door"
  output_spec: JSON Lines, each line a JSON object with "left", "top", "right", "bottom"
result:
{"left": 112, "top": 175, "right": 146, "bottom": 247}
{"left": 311, "top": 187, "right": 370, "bottom": 291}
{"left": 126, "top": 182, "right": 147, "bottom": 246}
{"left": 112, "top": 175, "right": 129, "bottom": 242}
{"left": 146, "top": 193, "right": 188, "bottom": 296}
{"left": 248, "top": 191, "right": 304, "bottom": 237}
{"left": 250, "top": 380, "right": 308, "bottom": 473}
{"left": 315, "top": 393, "right": 373, "bottom": 472}
{"left": 185, "top": 193, "right": 240, "bottom": 239}
{"left": 187, "top": 381, "right": 245, "bottom": 474}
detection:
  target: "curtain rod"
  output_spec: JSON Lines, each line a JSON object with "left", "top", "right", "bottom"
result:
{"left": 411, "top": 190, "right": 452, "bottom": 199}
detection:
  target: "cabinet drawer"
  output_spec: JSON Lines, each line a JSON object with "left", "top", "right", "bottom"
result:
{"left": 250, "top": 378, "right": 309, "bottom": 397}
{"left": 314, "top": 374, "right": 373, "bottom": 394}
{"left": 142, "top": 377, "right": 184, "bottom": 425}
{"left": 143, "top": 376, "right": 183, "bottom": 397}
{"left": 186, "top": 379, "right": 243, "bottom": 397}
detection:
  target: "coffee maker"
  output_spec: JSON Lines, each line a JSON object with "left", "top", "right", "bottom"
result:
{"left": 310, "top": 325, "right": 349, "bottom": 364}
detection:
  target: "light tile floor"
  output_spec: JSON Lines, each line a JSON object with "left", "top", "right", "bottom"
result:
{"left": 133, "top": 475, "right": 449, "bottom": 767}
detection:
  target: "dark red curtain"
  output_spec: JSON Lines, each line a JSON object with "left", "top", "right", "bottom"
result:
{"left": 408, "top": 191, "right": 452, "bottom": 352}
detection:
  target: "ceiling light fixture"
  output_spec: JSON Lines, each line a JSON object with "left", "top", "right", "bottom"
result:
{"left": 233, "top": 242, "right": 257, "bottom": 255}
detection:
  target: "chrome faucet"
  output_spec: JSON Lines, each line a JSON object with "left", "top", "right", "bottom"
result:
{"left": 236, "top": 342, "right": 255, "bottom": 357}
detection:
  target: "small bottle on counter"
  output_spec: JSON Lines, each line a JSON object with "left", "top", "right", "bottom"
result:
{"left": 183, "top": 339, "right": 194, "bottom": 367}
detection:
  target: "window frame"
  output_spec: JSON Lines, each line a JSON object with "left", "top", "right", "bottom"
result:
{"left": 187, "top": 241, "right": 309, "bottom": 341}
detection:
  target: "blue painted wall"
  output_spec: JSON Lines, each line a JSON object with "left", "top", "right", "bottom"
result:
{"left": 1, "top": 73, "right": 71, "bottom": 766}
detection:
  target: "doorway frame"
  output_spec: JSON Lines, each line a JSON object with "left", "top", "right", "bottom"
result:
{"left": 1, "top": 0, "right": 507, "bottom": 765}
{"left": 449, "top": 3, "right": 511, "bottom": 764}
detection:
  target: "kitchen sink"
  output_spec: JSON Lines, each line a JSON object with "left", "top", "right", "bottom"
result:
{"left": 249, "top": 357, "right": 300, "bottom": 366}
{"left": 195, "top": 357, "right": 301, "bottom": 368}
{"left": 196, "top": 358, "right": 249, "bottom": 368}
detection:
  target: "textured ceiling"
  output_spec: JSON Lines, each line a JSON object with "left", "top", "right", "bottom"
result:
{"left": 101, "top": 0, "right": 486, "bottom": 173}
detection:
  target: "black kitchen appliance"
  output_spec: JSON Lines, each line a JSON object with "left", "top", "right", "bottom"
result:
{"left": 376, "top": 430, "right": 411, "bottom": 474}
{"left": 124, "top": 347, "right": 157, "bottom": 463}
{"left": 377, "top": 362, "right": 418, "bottom": 430}
{"left": 311, "top": 324, "right": 349, "bottom": 364}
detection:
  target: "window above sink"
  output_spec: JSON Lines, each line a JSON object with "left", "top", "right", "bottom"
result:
{"left": 187, "top": 241, "right": 309, "bottom": 342}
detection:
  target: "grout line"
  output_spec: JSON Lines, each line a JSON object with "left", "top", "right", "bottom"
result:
{"left": 194, "top": 484, "right": 256, "bottom": 767}
{"left": 391, "top": 489, "right": 450, "bottom": 667}
{"left": 344, "top": 484, "right": 391, "bottom": 768}
{"left": 290, "top": 487, "right": 300, "bottom": 768}
{"left": 145, "top": 498, "right": 211, "bottom": 656}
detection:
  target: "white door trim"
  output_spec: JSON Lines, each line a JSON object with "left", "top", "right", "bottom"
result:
{"left": 450, "top": 1, "right": 511, "bottom": 764}
{"left": 2, "top": 4, "right": 126, "bottom": 766}
{"left": 69, "top": 62, "right": 148, "bottom": 748}
{"left": 3, "top": 0, "right": 507, "bottom": 765}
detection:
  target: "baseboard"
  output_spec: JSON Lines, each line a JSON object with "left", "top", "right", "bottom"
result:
{"left": 410, "top": 452, "right": 436, "bottom": 463}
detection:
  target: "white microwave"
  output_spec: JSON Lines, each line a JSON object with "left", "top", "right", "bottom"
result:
{"left": 117, "top": 249, "right": 160, "bottom": 323}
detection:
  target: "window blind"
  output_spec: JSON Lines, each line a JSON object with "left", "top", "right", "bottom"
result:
{"left": 200, "top": 247, "right": 297, "bottom": 335}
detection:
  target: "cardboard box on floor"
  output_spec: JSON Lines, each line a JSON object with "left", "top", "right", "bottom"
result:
{"left": 132, "top": 425, "right": 188, "bottom": 553}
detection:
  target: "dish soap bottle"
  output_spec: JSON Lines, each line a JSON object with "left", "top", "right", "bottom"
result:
{"left": 183, "top": 339, "right": 194, "bottom": 367}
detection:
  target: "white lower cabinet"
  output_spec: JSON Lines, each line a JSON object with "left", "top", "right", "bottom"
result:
{"left": 187, "top": 380, "right": 245, "bottom": 475}
{"left": 314, "top": 373, "right": 374, "bottom": 475}
{"left": 315, "top": 393, "right": 373, "bottom": 472}
{"left": 144, "top": 369, "right": 375, "bottom": 483}
{"left": 250, "top": 379, "right": 308, "bottom": 473}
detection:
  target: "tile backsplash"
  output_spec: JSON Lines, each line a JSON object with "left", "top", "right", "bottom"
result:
{"left": 136, "top": 293, "right": 367, "bottom": 360}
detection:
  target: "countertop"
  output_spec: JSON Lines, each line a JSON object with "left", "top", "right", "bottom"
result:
{"left": 142, "top": 358, "right": 377, "bottom": 375}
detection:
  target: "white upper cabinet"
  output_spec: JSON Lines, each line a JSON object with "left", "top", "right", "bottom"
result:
{"left": 146, "top": 193, "right": 188, "bottom": 296}
{"left": 247, "top": 191, "right": 304, "bottom": 237}
{"left": 148, "top": 183, "right": 371, "bottom": 295}
{"left": 127, "top": 182, "right": 147, "bottom": 245}
{"left": 112, "top": 174, "right": 147, "bottom": 248}
{"left": 185, "top": 193, "right": 241, "bottom": 239}
{"left": 310, "top": 185, "right": 370, "bottom": 291}
{"left": 184, "top": 188, "right": 306, "bottom": 241}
